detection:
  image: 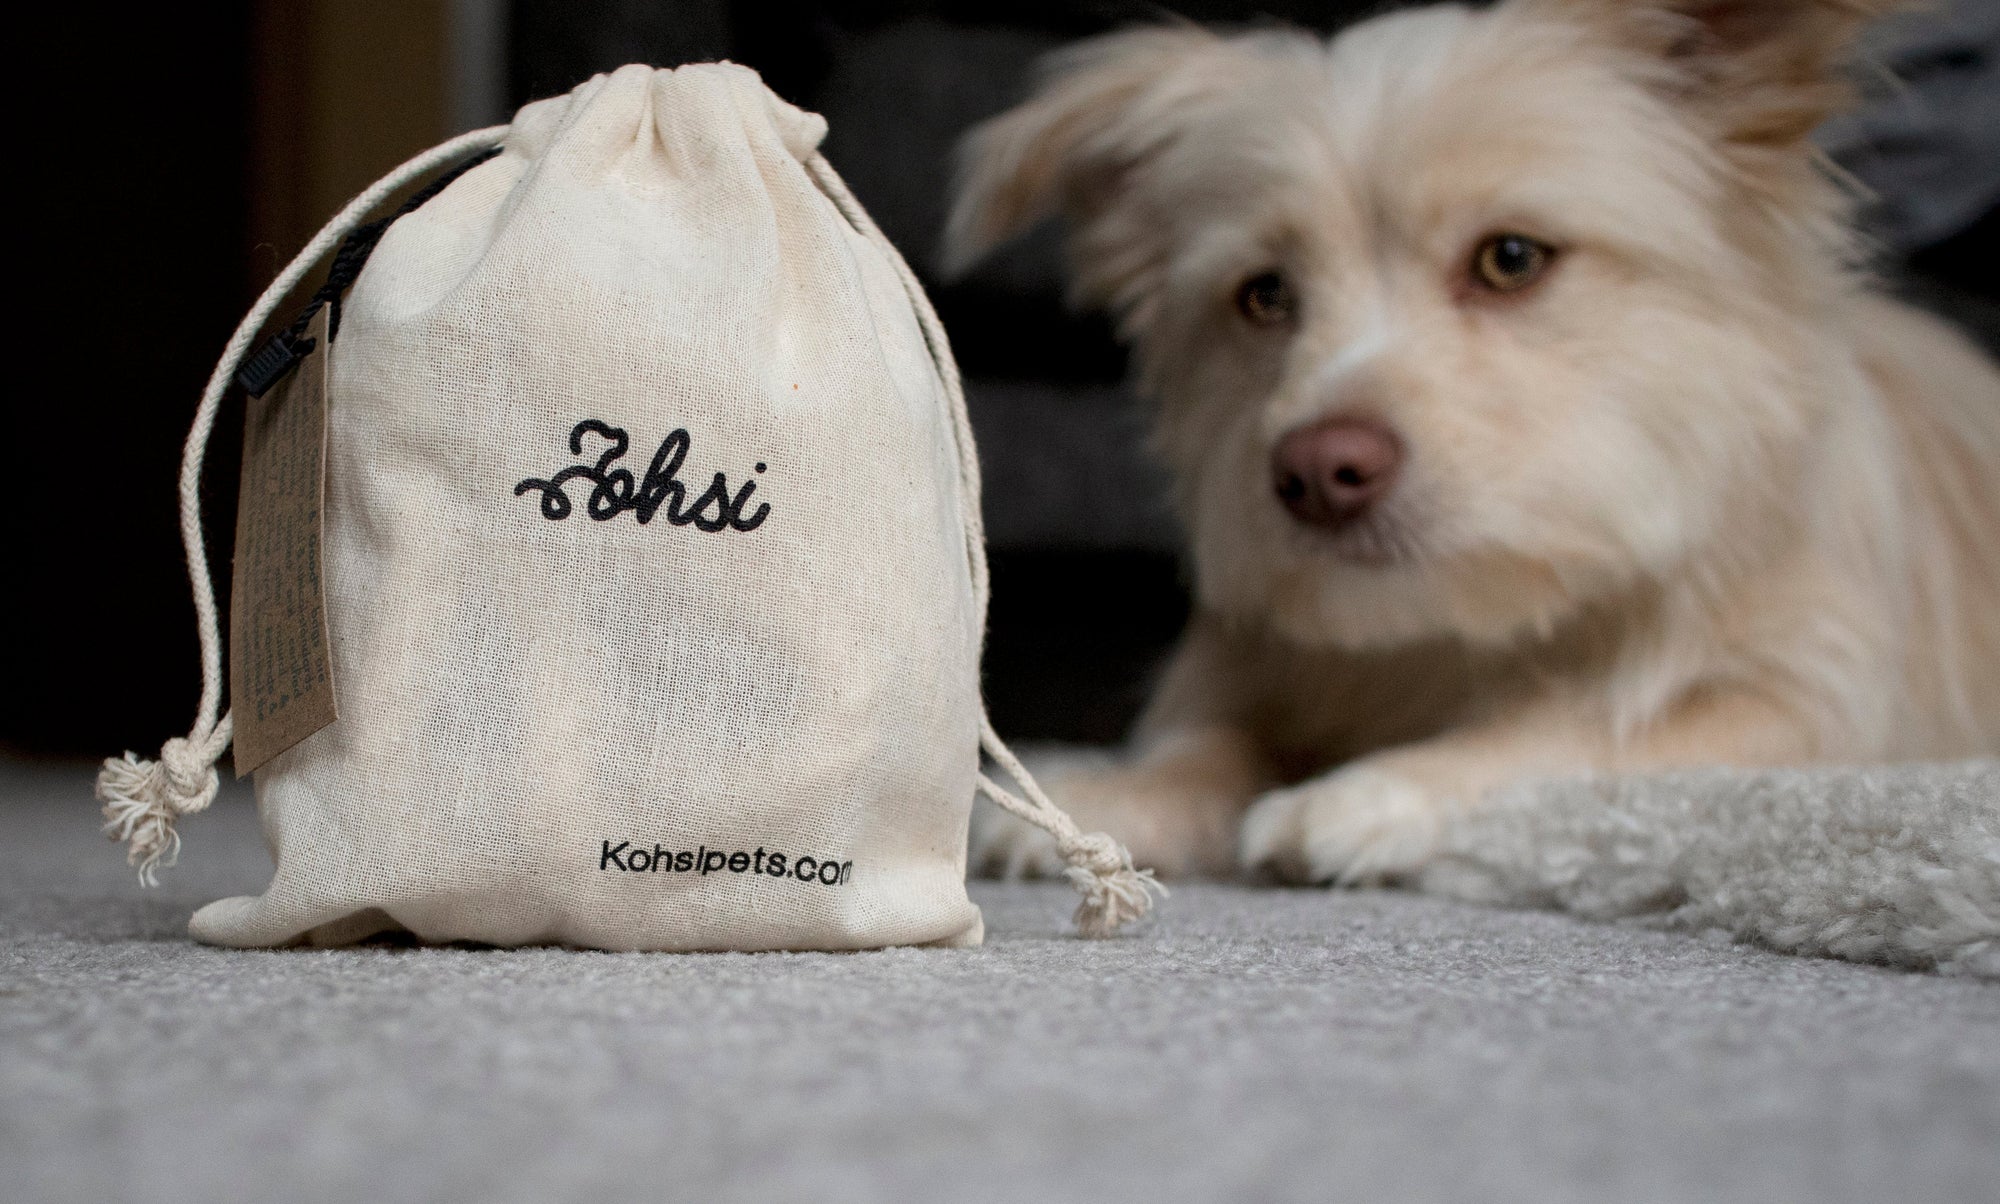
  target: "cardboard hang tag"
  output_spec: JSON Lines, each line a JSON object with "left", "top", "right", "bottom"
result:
{"left": 229, "top": 304, "right": 338, "bottom": 775}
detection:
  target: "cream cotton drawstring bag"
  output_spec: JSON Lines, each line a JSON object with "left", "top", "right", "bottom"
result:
{"left": 98, "top": 63, "right": 1159, "bottom": 950}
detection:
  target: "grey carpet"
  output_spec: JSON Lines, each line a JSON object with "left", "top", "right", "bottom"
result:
{"left": 4, "top": 760, "right": 1997, "bottom": 1204}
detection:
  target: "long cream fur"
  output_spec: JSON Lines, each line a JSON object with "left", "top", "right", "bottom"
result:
{"left": 947, "top": 0, "right": 2000, "bottom": 882}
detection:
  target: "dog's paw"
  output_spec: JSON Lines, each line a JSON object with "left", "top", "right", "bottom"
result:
{"left": 1238, "top": 765, "right": 1446, "bottom": 885}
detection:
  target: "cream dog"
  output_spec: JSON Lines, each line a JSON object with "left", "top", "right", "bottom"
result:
{"left": 947, "top": 0, "right": 2000, "bottom": 882}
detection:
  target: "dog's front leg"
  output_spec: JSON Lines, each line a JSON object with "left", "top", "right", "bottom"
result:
{"left": 1239, "top": 687, "right": 1820, "bottom": 884}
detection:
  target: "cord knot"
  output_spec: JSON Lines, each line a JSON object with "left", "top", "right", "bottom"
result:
{"left": 1057, "top": 829, "right": 1166, "bottom": 939}
{"left": 98, "top": 727, "right": 227, "bottom": 887}
{"left": 1058, "top": 830, "right": 1127, "bottom": 877}
{"left": 158, "top": 736, "right": 221, "bottom": 802}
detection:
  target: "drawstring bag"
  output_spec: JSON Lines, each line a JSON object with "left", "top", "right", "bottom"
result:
{"left": 99, "top": 63, "right": 1158, "bottom": 950}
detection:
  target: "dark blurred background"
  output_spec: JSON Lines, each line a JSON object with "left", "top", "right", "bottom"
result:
{"left": 10, "top": 0, "right": 1998, "bottom": 762}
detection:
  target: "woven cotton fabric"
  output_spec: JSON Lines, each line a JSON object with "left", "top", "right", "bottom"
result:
{"left": 191, "top": 64, "right": 986, "bottom": 951}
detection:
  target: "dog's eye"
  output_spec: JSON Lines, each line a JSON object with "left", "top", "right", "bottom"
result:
{"left": 1472, "top": 235, "right": 1553, "bottom": 293}
{"left": 1236, "top": 272, "right": 1296, "bottom": 325}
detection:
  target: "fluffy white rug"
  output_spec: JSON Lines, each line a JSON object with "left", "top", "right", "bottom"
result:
{"left": 1423, "top": 761, "right": 2000, "bottom": 977}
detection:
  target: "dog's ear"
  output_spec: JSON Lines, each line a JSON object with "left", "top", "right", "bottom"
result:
{"left": 1518, "top": 0, "right": 1901, "bottom": 147}
{"left": 942, "top": 25, "right": 1242, "bottom": 279}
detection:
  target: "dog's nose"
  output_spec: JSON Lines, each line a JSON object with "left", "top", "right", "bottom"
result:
{"left": 1271, "top": 416, "right": 1402, "bottom": 528}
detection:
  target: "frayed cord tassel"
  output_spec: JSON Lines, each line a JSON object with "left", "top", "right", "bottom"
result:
{"left": 1058, "top": 830, "right": 1166, "bottom": 939}
{"left": 98, "top": 720, "right": 231, "bottom": 887}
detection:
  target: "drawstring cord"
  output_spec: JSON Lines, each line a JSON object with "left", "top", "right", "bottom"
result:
{"left": 975, "top": 718, "right": 1164, "bottom": 938}
{"left": 99, "top": 126, "right": 511, "bottom": 886}
{"left": 807, "top": 154, "right": 1164, "bottom": 936}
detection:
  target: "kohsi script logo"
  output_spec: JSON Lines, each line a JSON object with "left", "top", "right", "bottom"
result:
{"left": 514, "top": 419, "right": 770, "bottom": 532}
